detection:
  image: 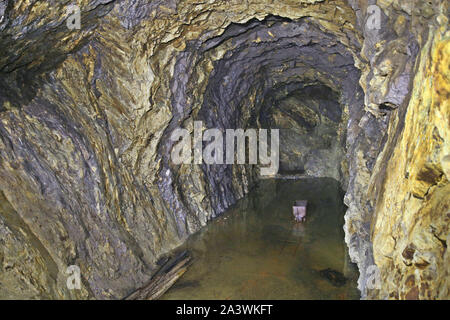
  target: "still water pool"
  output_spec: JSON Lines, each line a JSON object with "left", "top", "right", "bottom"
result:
{"left": 161, "top": 178, "right": 360, "bottom": 300}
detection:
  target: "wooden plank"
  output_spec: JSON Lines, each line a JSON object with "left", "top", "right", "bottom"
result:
{"left": 124, "top": 250, "right": 191, "bottom": 300}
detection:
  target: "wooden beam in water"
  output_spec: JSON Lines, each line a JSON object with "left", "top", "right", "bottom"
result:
{"left": 124, "top": 250, "right": 191, "bottom": 300}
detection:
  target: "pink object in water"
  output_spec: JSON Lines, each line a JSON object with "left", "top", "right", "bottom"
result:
{"left": 293, "top": 200, "right": 307, "bottom": 222}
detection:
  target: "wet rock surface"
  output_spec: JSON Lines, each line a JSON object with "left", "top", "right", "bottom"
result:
{"left": 0, "top": 0, "right": 448, "bottom": 299}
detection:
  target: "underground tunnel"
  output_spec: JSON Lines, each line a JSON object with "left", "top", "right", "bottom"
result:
{"left": 0, "top": 0, "right": 448, "bottom": 301}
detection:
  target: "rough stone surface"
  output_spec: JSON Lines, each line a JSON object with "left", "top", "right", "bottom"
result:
{"left": 0, "top": 0, "right": 448, "bottom": 299}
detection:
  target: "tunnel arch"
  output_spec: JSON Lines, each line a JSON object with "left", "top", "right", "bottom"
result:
{"left": 157, "top": 15, "right": 364, "bottom": 233}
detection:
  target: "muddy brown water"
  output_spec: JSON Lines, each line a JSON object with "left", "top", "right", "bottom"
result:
{"left": 161, "top": 178, "right": 360, "bottom": 300}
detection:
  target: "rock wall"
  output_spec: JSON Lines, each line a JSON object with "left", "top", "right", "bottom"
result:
{"left": 344, "top": 0, "right": 449, "bottom": 298}
{"left": 368, "top": 7, "right": 449, "bottom": 299}
{"left": 0, "top": 0, "right": 448, "bottom": 299}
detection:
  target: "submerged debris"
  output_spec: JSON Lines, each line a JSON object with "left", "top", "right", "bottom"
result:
{"left": 319, "top": 268, "right": 347, "bottom": 287}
